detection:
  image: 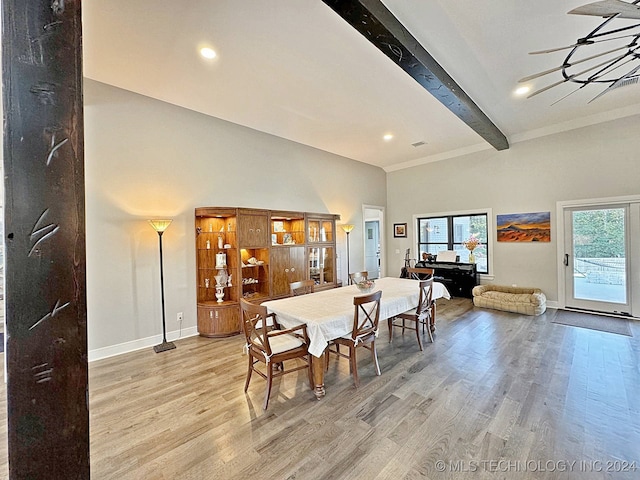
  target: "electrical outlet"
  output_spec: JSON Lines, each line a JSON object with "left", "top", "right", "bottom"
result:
{"left": 177, "top": 312, "right": 183, "bottom": 323}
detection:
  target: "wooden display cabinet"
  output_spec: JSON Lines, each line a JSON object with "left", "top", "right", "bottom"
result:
{"left": 195, "top": 208, "right": 240, "bottom": 337}
{"left": 195, "top": 207, "right": 340, "bottom": 336}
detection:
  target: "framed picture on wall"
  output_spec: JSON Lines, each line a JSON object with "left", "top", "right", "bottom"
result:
{"left": 394, "top": 223, "right": 407, "bottom": 238}
{"left": 497, "top": 211, "right": 551, "bottom": 242}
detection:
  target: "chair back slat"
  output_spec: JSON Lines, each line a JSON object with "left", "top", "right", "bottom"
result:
{"left": 416, "top": 278, "right": 434, "bottom": 318}
{"left": 349, "top": 271, "right": 369, "bottom": 285}
{"left": 406, "top": 267, "right": 434, "bottom": 280}
{"left": 240, "top": 299, "right": 272, "bottom": 356}
{"left": 290, "top": 279, "right": 315, "bottom": 296}
{"left": 352, "top": 290, "right": 382, "bottom": 339}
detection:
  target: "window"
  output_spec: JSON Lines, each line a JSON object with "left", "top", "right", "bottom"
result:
{"left": 417, "top": 213, "right": 489, "bottom": 274}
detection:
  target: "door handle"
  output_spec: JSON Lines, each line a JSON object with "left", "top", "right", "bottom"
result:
{"left": 564, "top": 253, "right": 569, "bottom": 266}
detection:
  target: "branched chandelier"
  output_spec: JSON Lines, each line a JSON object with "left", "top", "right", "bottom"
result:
{"left": 522, "top": 0, "right": 640, "bottom": 103}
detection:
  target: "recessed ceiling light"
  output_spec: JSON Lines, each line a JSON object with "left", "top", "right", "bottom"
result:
{"left": 514, "top": 86, "right": 530, "bottom": 96}
{"left": 383, "top": 134, "right": 394, "bottom": 141}
{"left": 200, "top": 47, "right": 217, "bottom": 59}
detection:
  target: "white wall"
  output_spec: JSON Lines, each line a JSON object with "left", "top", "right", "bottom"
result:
{"left": 386, "top": 115, "right": 640, "bottom": 302}
{"left": 84, "top": 80, "right": 386, "bottom": 356}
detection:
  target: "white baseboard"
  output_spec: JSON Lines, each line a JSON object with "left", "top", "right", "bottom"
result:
{"left": 88, "top": 327, "right": 199, "bottom": 362}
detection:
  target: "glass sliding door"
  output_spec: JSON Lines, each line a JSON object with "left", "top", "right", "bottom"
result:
{"left": 564, "top": 205, "right": 631, "bottom": 315}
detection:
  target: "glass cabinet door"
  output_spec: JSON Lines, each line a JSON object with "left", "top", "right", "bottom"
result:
{"left": 308, "top": 246, "right": 334, "bottom": 287}
{"left": 308, "top": 219, "right": 334, "bottom": 243}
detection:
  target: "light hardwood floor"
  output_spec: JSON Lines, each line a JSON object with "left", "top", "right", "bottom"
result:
{"left": 1, "top": 298, "right": 639, "bottom": 479}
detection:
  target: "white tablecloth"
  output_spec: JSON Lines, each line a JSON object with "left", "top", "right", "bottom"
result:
{"left": 263, "top": 277, "right": 450, "bottom": 357}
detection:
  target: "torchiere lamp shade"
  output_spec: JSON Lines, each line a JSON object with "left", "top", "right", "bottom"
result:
{"left": 149, "top": 219, "right": 172, "bottom": 233}
{"left": 341, "top": 224, "right": 355, "bottom": 233}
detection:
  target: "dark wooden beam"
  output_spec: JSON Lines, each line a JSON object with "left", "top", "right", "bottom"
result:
{"left": 322, "top": 0, "right": 509, "bottom": 151}
{"left": 2, "top": 0, "right": 89, "bottom": 478}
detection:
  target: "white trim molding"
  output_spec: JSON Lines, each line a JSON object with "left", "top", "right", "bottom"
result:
{"left": 88, "top": 327, "right": 199, "bottom": 362}
{"left": 412, "top": 207, "right": 494, "bottom": 276}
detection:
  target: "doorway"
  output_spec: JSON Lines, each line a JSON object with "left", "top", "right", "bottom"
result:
{"left": 363, "top": 206, "right": 384, "bottom": 279}
{"left": 364, "top": 221, "right": 380, "bottom": 279}
{"left": 561, "top": 200, "right": 640, "bottom": 316}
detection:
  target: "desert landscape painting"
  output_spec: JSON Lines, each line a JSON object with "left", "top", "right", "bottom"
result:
{"left": 497, "top": 211, "right": 551, "bottom": 242}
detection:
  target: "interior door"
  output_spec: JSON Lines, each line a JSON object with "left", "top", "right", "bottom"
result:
{"left": 563, "top": 205, "right": 631, "bottom": 315}
{"left": 364, "top": 220, "right": 380, "bottom": 279}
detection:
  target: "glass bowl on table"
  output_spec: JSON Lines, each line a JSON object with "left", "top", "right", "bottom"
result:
{"left": 355, "top": 279, "right": 375, "bottom": 293}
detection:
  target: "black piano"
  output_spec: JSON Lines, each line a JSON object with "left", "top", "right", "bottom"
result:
{"left": 426, "top": 261, "right": 478, "bottom": 298}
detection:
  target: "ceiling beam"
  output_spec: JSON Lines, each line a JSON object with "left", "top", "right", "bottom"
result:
{"left": 322, "top": 0, "right": 509, "bottom": 151}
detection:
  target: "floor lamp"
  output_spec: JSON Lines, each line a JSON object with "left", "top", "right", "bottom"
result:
{"left": 149, "top": 219, "right": 176, "bottom": 353}
{"left": 341, "top": 224, "right": 354, "bottom": 283}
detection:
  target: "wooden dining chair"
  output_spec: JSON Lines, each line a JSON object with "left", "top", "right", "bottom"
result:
{"left": 289, "top": 279, "right": 315, "bottom": 296}
{"left": 388, "top": 277, "right": 434, "bottom": 351}
{"left": 328, "top": 290, "right": 382, "bottom": 387}
{"left": 240, "top": 299, "right": 313, "bottom": 409}
{"left": 349, "top": 271, "right": 369, "bottom": 285}
{"left": 406, "top": 267, "right": 436, "bottom": 331}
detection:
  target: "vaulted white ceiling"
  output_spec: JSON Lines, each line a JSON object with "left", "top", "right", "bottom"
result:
{"left": 83, "top": 0, "right": 640, "bottom": 171}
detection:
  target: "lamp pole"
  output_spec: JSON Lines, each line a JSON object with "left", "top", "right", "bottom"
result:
{"left": 341, "top": 224, "right": 355, "bottom": 283}
{"left": 346, "top": 231, "right": 350, "bottom": 276}
{"left": 149, "top": 219, "right": 176, "bottom": 353}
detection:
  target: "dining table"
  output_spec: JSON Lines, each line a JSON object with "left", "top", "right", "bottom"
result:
{"left": 262, "top": 276, "right": 450, "bottom": 399}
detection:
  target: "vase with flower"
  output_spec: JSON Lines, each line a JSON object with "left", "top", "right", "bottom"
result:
{"left": 462, "top": 234, "right": 480, "bottom": 263}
